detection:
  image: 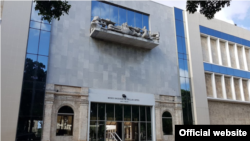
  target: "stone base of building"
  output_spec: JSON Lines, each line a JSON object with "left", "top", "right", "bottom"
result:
{"left": 42, "top": 84, "right": 183, "bottom": 141}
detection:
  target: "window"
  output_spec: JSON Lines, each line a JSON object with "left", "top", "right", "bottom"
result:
{"left": 91, "top": 0, "right": 149, "bottom": 29}
{"left": 162, "top": 111, "right": 173, "bottom": 135}
{"left": 56, "top": 106, "right": 74, "bottom": 136}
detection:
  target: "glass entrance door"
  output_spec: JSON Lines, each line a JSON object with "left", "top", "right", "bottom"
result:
{"left": 89, "top": 103, "right": 152, "bottom": 141}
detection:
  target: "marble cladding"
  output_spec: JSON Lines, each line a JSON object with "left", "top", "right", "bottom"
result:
{"left": 47, "top": 1, "right": 179, "bottom": 96}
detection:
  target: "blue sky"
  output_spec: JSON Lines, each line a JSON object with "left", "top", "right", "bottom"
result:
{"left": 153, "top": 0, "right": 250, "bottom": 31}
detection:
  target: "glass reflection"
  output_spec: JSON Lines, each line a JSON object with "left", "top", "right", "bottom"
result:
{"left": 24, "top": 54, "right": 38, "bottom": 81}
{"left": 115, "top": 104, "right": 123, "bottom": 121}
{"left": 38, "top": 31, "right": 50, "bottom": 56}
{"left": 98, "top": 103, "right": 105, "bottom": 120}
{"left": 146, "top": 107, "right": 151, "bottom": 121}
{"left": 147, "top": 123, "right": 152, "bottom": 140}
{"left": 140, "top": 106, "right": 145, "bottom": 121}
{"left": 38, "top": 56, "right": 48, "bottom": 71}
{"left": 41, "top": 23, "right": 51, "bottom": 31}
{"left": 30, "top": 21, "right": 40, "bottom": 29}
{"left": 91, "top": 103, "right": 97, "bottom": 120}
{"left": 27, "top": 28, "right": 40, "bottom": 54}
{"left": 142, "top": 14, "right": 149, "bottom": 30}
{"left": 31, "top": 90, "right": 45, "bottom": 117}
{"left": 132, "top": 106, "right": 139, "bottom": 121}
{"left": 100, "top": 2, "right": 109, "bottom": 20}
{"left": 118, "top": 8, "right": 126, "bottom": 25}
{"left": 127, "top": 10, "right": 134, "bottom": 27}
{"left": 124, "top": 105, "right": 131, "bottom": 121}
{"left": 106, "top": 104, "right": 114, "bottom": 121}
{"left": 31, "top": 2, "right": 42, "bottom": 22}
{"left": 110, "top": 5, "right": 118, "bottom": 24}
{"left": 135, "top": 13, "right": 142, "bottom": 28}
{"left": 89, "top": 121, "right": 97, "bottom": 140}
{"left": 91, "top": 0, "right": 100, "bottom": 17}
{"left": 140, "top": 122, "right": 146, "bottom": 141}
{"left": 97, "top": 121, "right": 105, "bottom": 141}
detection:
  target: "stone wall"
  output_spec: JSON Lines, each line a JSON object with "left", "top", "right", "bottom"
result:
{"left": 42, "top": 84, "right": 89, "bottom": 141}
{"left": 0, "top": 0, "right": 4, "bottom": 18}
{"left": 229, "top": 44, "right": 237, "bottom": 68}
{"left": 211, "top": 39, "right": 219, "bottom": 64}
{"left": 243, "top": 80, "right": 249, "bottom": 101}
{"left": 220, "top": 41, "right": 228, "bottom": 66}
{"left": 237, "top": 46, "right": 244, "bottom": 70}
{"left": 225, "top": 77, "right": 233, "bottom": 99}
{"left": 215, "top": 75, "right": 223, "bottom": 98}
{"left": 205, "top": 73, "right": 213, "bottom": 97}
{"left": 155, "top": 95, "right": 183, "bottom": 141}
{"left": 201, "top": 36, "right": 210, "bottom": 62}
{"left": 208, "top": 101, "right": 250, "bottom": 124}
{"left": 234, "top": 78, "right": 241, "bottom": 100}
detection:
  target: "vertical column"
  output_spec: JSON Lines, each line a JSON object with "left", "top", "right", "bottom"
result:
{"left": 230, "top": 76, "right": 236, "bottom": 100}
{"left": 242, "top": 46, "right": 249, "bottom": 71}
{"left": 211, "top": 73, "right": 217, "bottom": 98}
{"left": 78, "top": 98, "right": 89, "bottom": 141}
{"left": 226, "top": 41, "right": 232, "bottom": 67}
{"left": 217, "top": 39, "right": 223, "bottom": 65}
{"left": 42, "top": 94, "right": 54, "bottom": 141}
{"left": 207, "top": 36, "right": 213, "bottom": 63}
{"left": 234, "top": 43, "right": 240, "bottom": 69}
{"left": 239, "top": 78, "right": 245, "bottom": 101}
{"left": 221, "top": 75, "right": 227, "bottom": 99}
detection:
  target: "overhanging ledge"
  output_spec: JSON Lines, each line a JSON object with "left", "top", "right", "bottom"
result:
{"left": 90, "top": 28, "right": 159, "bottom": 49}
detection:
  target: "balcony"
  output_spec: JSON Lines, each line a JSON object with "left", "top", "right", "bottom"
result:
{"left": 90, "top": 16, "right": 159, "bottom": 49}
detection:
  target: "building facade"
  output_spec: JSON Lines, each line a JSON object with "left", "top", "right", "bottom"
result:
{"left": 1, "top": 1, "right": 250, "bottom": 141}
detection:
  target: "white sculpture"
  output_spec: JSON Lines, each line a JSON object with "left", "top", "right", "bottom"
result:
{"left": 90, "top": 16, "right": 160, "bottom": 41}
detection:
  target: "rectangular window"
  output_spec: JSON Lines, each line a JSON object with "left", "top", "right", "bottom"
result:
{"left": 91, "top": 0, "right": 149, "bottom": 29}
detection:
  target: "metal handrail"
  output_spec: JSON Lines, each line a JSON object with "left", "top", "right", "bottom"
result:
{"left": 114, "top": 132, "right": 122, "bottom": 141}
{"left": 108, "top": 132, "right": 117, "bottom": 141}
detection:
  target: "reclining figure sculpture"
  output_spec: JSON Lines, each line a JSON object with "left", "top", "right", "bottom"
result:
{"left": 90, "top": 16, "right": 160, "bottom": 41}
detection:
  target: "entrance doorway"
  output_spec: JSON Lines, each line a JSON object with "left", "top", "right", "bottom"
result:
{"left": 89, "top": 103, "right": 152, "bottom": 141}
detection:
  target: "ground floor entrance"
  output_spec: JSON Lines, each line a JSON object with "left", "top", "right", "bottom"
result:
{"left": 89, "top": 103, "right": 152, "bottom": 141}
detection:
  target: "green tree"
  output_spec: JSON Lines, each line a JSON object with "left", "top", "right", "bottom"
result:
{"left": 34, "top": 0, "right": 71, "bottom": 23}
{"left": 186, "top": 0, "right": 231, "bottom": 19}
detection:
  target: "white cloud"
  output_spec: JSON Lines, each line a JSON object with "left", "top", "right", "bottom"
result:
{"left": 152, "top": 0, "right": 250, "bottom": 29}
{"left": 214, "top": 0, "right": 250, "bottom": 24}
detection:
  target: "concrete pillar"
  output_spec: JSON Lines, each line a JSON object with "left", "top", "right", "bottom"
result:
{"left": 226, "top": 41, "right": 232, "bottom": 67}
{"left": 221, "top": 75, "right": 227, "bottom": 99}
{"left": 242, "top": 46, "right": 248, "bottom": 71}
{"left": 230, "top": 76, "right": 236, "bottom": 100}
{"left": 234, "top": 43, "right": 240, "bottom": 69}
{"left": 211, "top": 73, "right": 217, "bottom": 98}
{"left": 207, "top": 36, "right": 213, "bottom": 63}
{"left": 78, "top": 100, "right": 89, "bottom": 141}
{"left": 217, "top": 38, "right": 222, "bottom": 65}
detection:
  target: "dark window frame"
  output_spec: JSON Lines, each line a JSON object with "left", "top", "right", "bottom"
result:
{"left": 56, "top": 106, "right": 74, "bottom": 136}
{"left": 162, "top": 111, "right": 173, "bottom": 135}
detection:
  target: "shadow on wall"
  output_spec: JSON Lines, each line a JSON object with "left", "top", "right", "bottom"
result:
{"left": 89, "top": 37, "right": 167, "bottom": 66}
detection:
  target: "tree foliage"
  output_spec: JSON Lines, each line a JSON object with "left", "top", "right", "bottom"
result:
{"left": 186, "top": 0, "right": 231, "bottom": 19}
{"left": 34, "top": 0, "right": 71, "bottom": 23}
